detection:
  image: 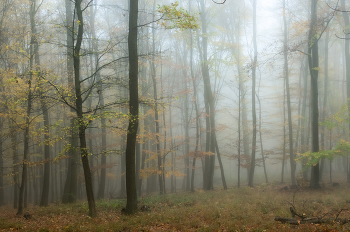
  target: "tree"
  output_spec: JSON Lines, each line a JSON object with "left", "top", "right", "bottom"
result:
{"left": 340, "top": 0, "right": 350, "bottom": 181}
{"left": 248, "top": 0, "right": 258, "bottom": 187}
{"left": 72, "top": 0, "right": 96, "bottom": 217}
{"left": 283, "top": 0, "right": 296, "bottom": 187}
{"left": 199, "top": 0, "right": 216, "bottom": 191}
{"left": 125, "top": 0, "right": 138, "bottom": 214}
{"left": 308, "top": 0, "right": 320, "bottom": 189}
{"left": 17, "top": 0, "right": 36, "bottom": 215}
{"left": 62, "top": 0, "right": 78, "bottom": 204}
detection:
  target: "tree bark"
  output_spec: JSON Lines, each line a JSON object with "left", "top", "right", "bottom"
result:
{"left": 30, "top": 0, "right": 51, "bottom": 207}
{"left": 308, "top": 0, "right": 320, "bottom": 189}
{"left": 125, "top": 0, "right": 138, "bottom": 214}
{"left": 62, "top": 0, "right": 78, "bottom": 204}
{"left": 150, "top": 0, "right": 164, "bottom": 195}
{"left": 73, "top": 0, "right": 96, "bottom": 217}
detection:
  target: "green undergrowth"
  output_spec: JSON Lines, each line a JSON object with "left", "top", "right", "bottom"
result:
{"left": 1, "top": 184, "right": 350, "bottom": 231}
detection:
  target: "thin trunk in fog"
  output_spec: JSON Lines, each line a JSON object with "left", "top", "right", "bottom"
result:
{"left": 215, "top": 137, "right": 227, "bottom": 190}
{"left": 238, "top": 83, "right": 241, "bottom": 188}
{"left": 281, "top": 78, "right": 286, "bottom": 184}
{"left": 125, "top": 0, "right": 138, "bottom": 214}
{"left": 309, "top": 0, "right": 320, "bottom": 189}
{"left": 0, "top": 118, "right": 3, "bottom": 206}
{"left": 320, "top": 26, "right": 329, "bottom": 182}
{"left": 150, "top": 0, "right": 164, "bottom": 195}
{"left": 161, "top": 63, "right": 167, "bottom": 194}
{"left": 256, "top": 94, "right": 268, "bottom": 183}
{"left": 341, "top": 0, "right": 350, "bottom": 182}
{"left": 17, "top": 0, "right": 36, "bottom": 214}
{"left": 90, "top": 1, "right": 107, "bottom": 200}
{"left": 180, "top": 40, "right": 191, "bottom": 192}
{"left": 300, "top": 48, "right": 309, "bottom": 180}
{"left": 138, "top": 55, "right": 148, "bottom": 195}
{"left": 200, "top": 0, "right": 216, "bottom": 191}
{"left": 189, "top": 6, "right": 200, "bottom": 191}
{"left": 12, "top": 127, "right": 18, "bottom": 209}
{"left": 248, "top": 0, "right": 257, "bottom": 187}
{"left": 62, "top": 0, "right": 78, "bottom": 204}
{"left": 283, "top": 0, "right": 296, "bottom": 186}
{"left": 72, "top": 0, "right": 96, "bottom": 217}
{"left": 30, "top": 0, "right": 51, "bottom": 207}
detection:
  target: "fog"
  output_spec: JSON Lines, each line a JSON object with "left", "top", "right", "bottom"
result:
{"left": 0, "top": 0, "right": 349, "bottom": 217}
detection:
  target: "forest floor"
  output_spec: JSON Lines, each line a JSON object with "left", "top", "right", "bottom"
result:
{"left": 1, "top": 182, "right": 350, "bottom": 231}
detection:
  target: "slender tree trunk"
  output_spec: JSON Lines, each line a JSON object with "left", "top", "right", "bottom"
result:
{"left": 283, "top": 0, "right": 296, "bottom": 186}
{"left": 150, "top": 0, "right": 164, "bottom": 195}
{"left": 238, "top": 83, "right": 241, "bottom": 188}
{"left": 190, "top": 13, "right": 200, "bottom": 191}
{"left": 341, "top": 0, "right": 350, "bottom": 182}
{"left": 12, "top": 128, "right": 18, "bottom": 209}
{"left": 200, "top": 0, "right": 216, "bottom": 191}
{"left": 0, "top": 119, "right": 3, "bottom": 206}
{"left": 91, "top": 1, "right": 107, "bottom": 200}
{"left": 256, "top": 94, "right": 268, "bottom": 183}
{"left": 31, "top": 0, "right": 51, "bottom": 206}
{"left": 309, "top": 0, "right": 320, "bottom": 189}
{"left": 281, "top": 78, "right": 286, "bottom": 184}
{"left": 329, "top": 129, "right": 332, "bottom": 183}
{"left": 215, "top": 137, "right": 227, "bottom": 189}
{"left": 301, "top": 49, "right": 309, "bottom": 180}
{"left": 320, "top": 26, "right": 330, "bottom": 182}
{"left": 17, "top": 0, "right": 35, "bottom": 214}
{"left": 17, "top": 52, "right": 32, "bottom": 216}
{"left": 73, "top": 0, "right": 96, "bottom": 217}
{"left": 62, "top": 0, "right": 78, "bottom": 204}
{"left": 248, "top": 0, "right": 257, "bottom": 187}
{"left": 125, "top": 0, "right": 138, "bottom": 214}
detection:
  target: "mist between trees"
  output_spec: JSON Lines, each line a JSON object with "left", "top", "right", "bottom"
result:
{"left": 0, "top": 0, "right": 349, "bottom": 217}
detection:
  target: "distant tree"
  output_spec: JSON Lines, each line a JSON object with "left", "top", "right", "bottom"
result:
{"left": 283, "top": 0, "right": 296, "bottom": 187}
{"left": 248, "top": 0, "right": 258, "bottom": 187}
{"left": 340, "top": 0, "right": 350, "bottom": 182}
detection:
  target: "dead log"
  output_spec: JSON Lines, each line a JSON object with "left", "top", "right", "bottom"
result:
{"left": 274, "top": 217, "right": 350, "bottom": 225}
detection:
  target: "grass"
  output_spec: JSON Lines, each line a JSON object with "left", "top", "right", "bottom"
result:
{"left": 1, "top": 183, "right": 350, "bottom": 231}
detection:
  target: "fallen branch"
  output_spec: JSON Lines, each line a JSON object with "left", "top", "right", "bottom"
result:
{"left": 274, "top": 217, "right": 350, "bottom": 225}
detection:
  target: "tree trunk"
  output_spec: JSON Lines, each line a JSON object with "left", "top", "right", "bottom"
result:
{"left": 257, "top": 94, "right": 268, "bottom": 183}
{"left": 0, "top": 118, "right": 3, "bottom": 206}
{"left": 309, "top": 0, "right": 320, "bottom": 189}
{"left": 200, "top": 0, "right": 216, "bottom": 191}
{"left": 62, "top": 0, "right": 78, "bottom": 204}
{"left": 300, "top": 48, "right": 309, "bottom": 180}
{"left": 17, "top": 0, "right": 35, "bottom": 214}
{"left": 12, "top": 128, "right": 18, "bottom": 209}
{"left": 248, "top": 0, "right": 257, "bottom": 187}
{"left": 30, "top": 0, "right": 51, "bottom": 207}
{"left": 320, "top": 26, "right": 330, "bottom": 182}
{"left": 190, "top": 9, "right": 200, "bottom": 191}
{"left": 125, "top": 0, "right": 138, "bottom": 214}
{"left": 341, "top": 0, "right": 350, "bottom": 181}
{"left": 73, "top": 0, "right": 96, "bottom": 217}
{"left": 283, "top": 0, "right": 296, "bottom": 186}
{"left": 90, "top": 1, "right": 107, "bottom": 200}
{"left": 150, "top": 0, "right": 164, "bottom": 195}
